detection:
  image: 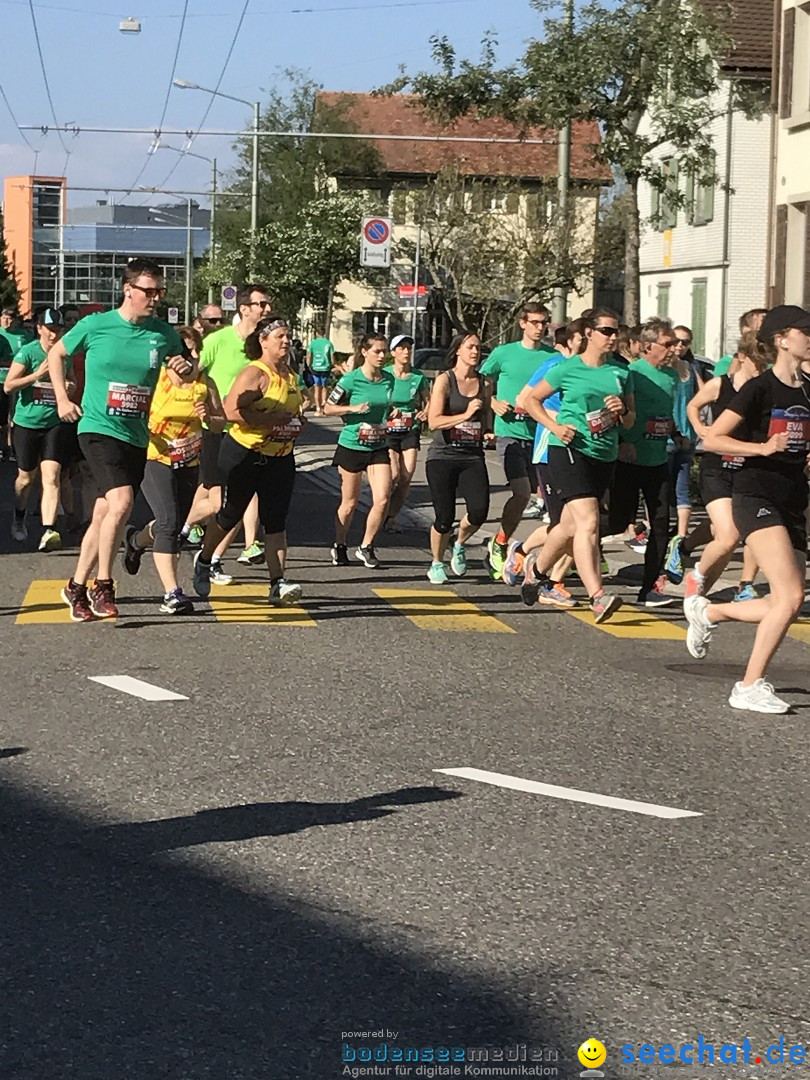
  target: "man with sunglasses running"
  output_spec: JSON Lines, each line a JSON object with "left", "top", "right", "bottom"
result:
{"left": 193, "top": 303, "right": 225, "bottom": 339}
{"left": 480, "top": 302, "right": 557, "bottom": 579}
{"left": 48, "top": 258, "right": 189, "bottom": 620}
{"left": 182, "top": 284, "right": 272, "bottom": 568}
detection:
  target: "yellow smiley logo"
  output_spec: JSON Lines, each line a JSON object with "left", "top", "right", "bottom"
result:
{"left": 578, "top": 1039, "right": 607, "bottom": 1069}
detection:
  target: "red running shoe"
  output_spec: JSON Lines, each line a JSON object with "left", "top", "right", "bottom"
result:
{"left": 61, "top": 580, "right": 95, "bottom": 623}
{"left": 89, "top": 579, "right": 119, "bottom": 619}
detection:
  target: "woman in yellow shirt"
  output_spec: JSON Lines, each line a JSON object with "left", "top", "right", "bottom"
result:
{"left": 192, "top": 317, "right": 306, "bottom": 605}
{"left": 121, "top": 326, "right": 225, "bottom": 613}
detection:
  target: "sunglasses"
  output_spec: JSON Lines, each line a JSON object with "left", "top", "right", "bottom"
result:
{"left": 130, "top": 284, "right": 166, "bottom": 299}
{"left": 247, "top": 299, "right": 273, "bottom": 309}
{"left": 594, "top": 326, "right": 618, "bottom": 337}
{"left": 675, "top": 338, "right": 692, "bottom": 346}
{"left": 204, "top": 316, "right": 224, "bottom": 325}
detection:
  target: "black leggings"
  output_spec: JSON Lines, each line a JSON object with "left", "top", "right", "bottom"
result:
{"left": 141, "top": 460, "right": 199, "bottom": 554}
{"left": 426, "top": 455, "right": 489, "bottom": 534}
{"left": 608, "top": 461, "right": 669, "bottom": 594}
{"left": 217, "top": 434, "right": 296, "bottom": 535}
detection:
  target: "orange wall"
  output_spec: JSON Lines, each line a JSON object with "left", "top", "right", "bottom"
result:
{"left": 2, "top": 175, "right": 66, "bottom": 314}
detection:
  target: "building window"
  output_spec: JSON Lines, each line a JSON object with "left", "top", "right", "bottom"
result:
{"left": 656, "top": 283, "right": 671, "bottom": 317}
{"left": 363, "top": 310, "right": 389, "bottom": 336}
{"left": 651, "top": 159, "right": 679, "bottom": 231}
{"left": 686, "top": 152, "right": 716, "bottom": 226}
{"left": 691, "top": 278, "right": 708, "bottom": 355}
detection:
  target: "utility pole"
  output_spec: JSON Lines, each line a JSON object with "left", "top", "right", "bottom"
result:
{"left": 250, "top": 101, "right": 259, "bottom": 278}
{"left": 185, "top": 197, "right": 194, "bottom": 323}
{"left": 551, "top": 0, "right": 574, "bottom": 326}
{"left": 209, "top": 157, "right": 217, "bottom": 304}
{"left": 411, "top": 225, "right": 422, "bottom": 343}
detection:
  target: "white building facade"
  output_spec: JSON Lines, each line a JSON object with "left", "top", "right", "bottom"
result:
{"left": 638, "top": 90, "right": 771, "bottom": 360}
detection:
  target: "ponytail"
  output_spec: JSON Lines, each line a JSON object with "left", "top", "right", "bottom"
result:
{"left": 737, "top": 329, "right": 772, "bottom": 374}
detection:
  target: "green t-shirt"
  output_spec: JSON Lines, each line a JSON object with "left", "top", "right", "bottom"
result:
{"left": 308, "top": 336, "right": 334, "bottom": 373}
{"left": 544, "top": 354, "right": 633, "bottom": 462}
{"left": 12, "top": 340, "right": 70, "bottom": 430}
{"left": 623, "top": 359, "right": 677, "bottom": 467}
{"left": 714, "top": 354, "right": 732, "bottom": 378}
{"left": 331, "top": 368, "right": 395, "bottom": 451}
{"left": 62, "top": 310, "right": 183, "bottom": 448}
{"left": 480, "top": 341, "right": 557, "bottom": 439}
{"left": 199, "top": 324, "right": 250, "bottom": 398}
{"left": 391, "top": 370, "right": 428, "bottom": 413}
{"left": 0, "top": 333, "right": 13, "bottom": 385}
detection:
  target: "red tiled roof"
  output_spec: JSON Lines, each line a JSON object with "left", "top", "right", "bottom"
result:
{"left": 316, "top": 92, "right": 611, "bottom": 184}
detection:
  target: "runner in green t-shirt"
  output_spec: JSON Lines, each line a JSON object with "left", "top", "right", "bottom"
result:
{"left": 606, "top": 323, "right": 680, "bottom": 608}
{"left": 516, "top": 308, "right": 634, "bottom": 624}
{"left": 325, "top": 332, "right": 398, "bottom": 568}
{"left": 479, "top": 303, "right": 557, "bottom": 578}
{"left": 48, "top": 258, "right": 190, "bottom": 622}
{"left": 4, "top": 309, "right": 74, "bottom": 551}
{"left": 306, "top": 335, "right": 335, "bottom": 415}
{"left": 384, "top": 334, "right": 429, "bottom": 531}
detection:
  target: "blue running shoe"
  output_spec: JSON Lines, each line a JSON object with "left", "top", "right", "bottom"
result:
{"left": 665, "top": 534, "right": 685, "bottom": 584}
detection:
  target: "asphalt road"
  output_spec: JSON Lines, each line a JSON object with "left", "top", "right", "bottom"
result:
{"left": 1, "top": 420, "right": 807, "bottom": 1080}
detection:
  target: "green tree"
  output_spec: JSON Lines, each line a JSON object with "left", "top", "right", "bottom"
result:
{"left": 401, "top": 166, "right": 593, "bottom": 341}
{"left": 387, "top": 2, "right": 766, "bottom": 322}
{"left": 0, "top": 211, "right": 21, "bottom": 311}
{"left": 206, "top": 70, "right": 385, "bottom": 327}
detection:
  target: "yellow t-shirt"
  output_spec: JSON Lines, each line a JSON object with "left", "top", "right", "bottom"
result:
{"left": 147, "top": 368, "right": 208, "bottom": 467}
{"left": 228, "top": 360, "right": 304, "bottom": 457}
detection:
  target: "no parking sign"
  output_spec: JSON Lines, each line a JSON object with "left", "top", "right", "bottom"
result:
{"left": 221, "top": 284, "right": 237, "bottom": 311}
{"left": 360, "top": 216, "right": 393, "bottom": 269}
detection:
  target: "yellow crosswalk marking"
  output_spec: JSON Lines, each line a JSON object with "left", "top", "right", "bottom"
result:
{"left": 15, "top": 579, "right": 100, "bottom": 624}
{"left": 373, "top": 588, "right": 516, "bottom": 633}
{"left": 567, "top": 605, "right": 686, "bottom": 640}
{"left": 788, "top": 619, "right": 810, "bottom": 645}
{"left": 208, "top": 584, "right": 316, "bottom": 625}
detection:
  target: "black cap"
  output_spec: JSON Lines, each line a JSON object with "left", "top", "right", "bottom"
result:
{"left": 757, "top": 305, "right": 810, "bottom": 342}
{"left": 37, "top": 307, "right": 64, "bottom": 327}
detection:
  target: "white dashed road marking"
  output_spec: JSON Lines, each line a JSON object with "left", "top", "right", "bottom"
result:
{"left": 88, "top": 676, "right": 188, "bottom": 702}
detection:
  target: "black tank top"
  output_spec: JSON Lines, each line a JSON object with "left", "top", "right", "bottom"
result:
{"left": 427, "top": 368, "right": 485, "bottom": 459}
{"left": 703, "top": 374, "right": 744, "bottom": 472}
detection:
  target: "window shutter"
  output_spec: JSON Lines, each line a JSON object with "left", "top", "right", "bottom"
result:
{"left": 781, "top": 8, "right": 795, "bottom": 119}
{"left": 685, "top": 167, "right": 695, "bottom": 225}
{"left": 691, "top": 278, "right": 707, "bottom": 354}
{"left": 702, "top": 175, "right": 715, "bottom": 224}
{"left": 505, "top": 191, "right": 520, "bottom": 214}
{"left": 774, "top": 203, "right": 788, "bottom": 304}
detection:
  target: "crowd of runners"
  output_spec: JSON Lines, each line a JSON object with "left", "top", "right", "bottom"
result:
{"left": 2, "top": 257, "right": 810, "bottom": 715}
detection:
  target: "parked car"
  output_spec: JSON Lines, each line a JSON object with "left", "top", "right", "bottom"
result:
{"left": 413, "top": 346, "right": 491, "bottom": 382}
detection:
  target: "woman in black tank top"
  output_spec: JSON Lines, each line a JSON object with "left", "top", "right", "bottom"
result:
{"left": 684, "top": 336, "right": 766, "bottom": 596}
{"left": 424, "top": 331, "right": 493, "bottom": 583}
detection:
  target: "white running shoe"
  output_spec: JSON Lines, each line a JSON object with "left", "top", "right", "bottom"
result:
{"left": 728, "top": 679, "right": 790, "bottom": 714}
{"left": 268, "top": 578, "right": 303, "bottom": 605}
{"left": 38, "top": 527, "right": 62, "bottom": 552}
{"left": 210, "top": 562, "right": 234, "bottom": 586}
{"left": 685, "top": 595, "right": 715, "bottom": 659}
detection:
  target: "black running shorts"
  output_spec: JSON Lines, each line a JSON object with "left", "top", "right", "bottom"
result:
{"left": 78, "top": 432, "right": 147, "bottom": 494}
{"left": 13, "top": 422, "right": 76, "bottom": 471}
{"left": 332, "top": 444, "right": 390, "bottom": 472}
{"left": 548, "top": 445, "right": 615, "bottom": 504}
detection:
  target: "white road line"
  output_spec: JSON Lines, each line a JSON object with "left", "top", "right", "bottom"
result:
{"left": 434, "top": 767, "right": 702, "bottom": 819}
{"left": 88, "top": 676, "right": 188, "bottom": 702}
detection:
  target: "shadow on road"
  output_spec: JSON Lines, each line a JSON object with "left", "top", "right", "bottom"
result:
{"left": 0, "top": 772, "right": 573, "bottom": 1078}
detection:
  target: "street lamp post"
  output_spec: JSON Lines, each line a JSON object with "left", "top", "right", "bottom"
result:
{"left": 173, "top": 79, "right": 260, "bottom": 275}
{"left": 157, "top": 142, "right": 218, "bottom": 301}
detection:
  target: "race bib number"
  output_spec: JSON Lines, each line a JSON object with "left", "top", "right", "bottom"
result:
{"left": 32, "top": 380, "right": 56, "bottom": 406}
{"left": 585, "top": 407, "right": 616, "bottom": 435}
{"left": 767, "top": 408, "right": 810, "bottom": 453}
{"left": 271, "top": 417, "right": 303, "bottom": 443}
{"left": 107, "top": 382, "right": 151, "bottom": 418}
{"left": 721, "top": 454, "right": 745, "bottom": 470}
{"left": 644, "top": 415, "right": 673, "bottom": 440}
{"left": 513, "top": 406, "right": 530, "bottom": 420}
{"left": 387, "top": 413, "right": 414, "bottom": 432}
{"left": 358, "top": 422, "right": 387, "bottom": 446}
{"left": 449, "top": 420, "right": 482, "bottom": 447}
{"left": 168, "top": 433, "right": 203, "bottom": 469}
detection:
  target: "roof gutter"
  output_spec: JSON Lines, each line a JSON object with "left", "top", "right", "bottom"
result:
{"left": 765, "top": 0, "right": 782, "bottom": 305}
